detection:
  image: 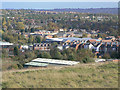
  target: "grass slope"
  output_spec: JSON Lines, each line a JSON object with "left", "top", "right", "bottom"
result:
{"left": 2, "top": 62, "right": 118, "bottom": 88}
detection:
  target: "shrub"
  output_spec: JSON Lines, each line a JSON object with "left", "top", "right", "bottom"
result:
{"left": 50, "top": 48, "right": 63, "bottom": 59}
{"left": 82, "top": 57, "right": 94, "bottom": 63}
{"left": 68, "top": 54, "right": 76, "bottom": 61}
{"left": 11, "top": 64, "right": 18, "bottom": 69}
{"left": 103, "top": 53, "right": 111, "bottom": 59}
{"left": 37, "top": 52, "right": 51, "bottom": 59}
{"left": 17, "top": 64, "right": 23, "bottom": 69}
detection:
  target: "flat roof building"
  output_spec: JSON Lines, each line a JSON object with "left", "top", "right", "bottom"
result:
{"left": 24, "top": 62, "right": 48, "bottom": 67}
{"left": 32, "top": 58, "right": 80, "bottom": 66}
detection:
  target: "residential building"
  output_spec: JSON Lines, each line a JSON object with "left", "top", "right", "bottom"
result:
{"left": 33, "top": 43, "right": 51, "bottom": 51}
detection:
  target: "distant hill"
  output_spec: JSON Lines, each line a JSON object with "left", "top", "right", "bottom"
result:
{"left": 54, "top": 8, "right": 118, "bottom": 14}
{"left": 39, "top": 8, "right": 118, "bottom": 15}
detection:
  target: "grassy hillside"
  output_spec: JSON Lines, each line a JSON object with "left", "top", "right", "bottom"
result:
{"left": 2, "top": 62, "right": 118, "bottom": 88}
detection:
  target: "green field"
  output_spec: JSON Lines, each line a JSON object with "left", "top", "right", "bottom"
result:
{"left": 2, "top": 62, "right": 118, "bottom": 88}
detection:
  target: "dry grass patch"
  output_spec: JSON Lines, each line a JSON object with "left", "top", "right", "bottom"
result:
{"left": 2, "top": 62, "right": 118, "bottom": 88}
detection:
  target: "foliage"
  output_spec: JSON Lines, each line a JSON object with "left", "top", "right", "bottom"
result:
{"left": 48, "top": 22, "right": 59, "bottom": 31}
{"left": 103, "top": 53, "right": 111, "bottom": 59}
{"left": 16, "top": 22, "right": 25, "bottom": 30}
{"left": 2, "top": 9, "right": 118, "bottom": 43}
{"left": 110, "top": 51, "right": 120, "bottom": 59}
{"left": 2, "top": 48, "right": 8, "bottom": 58}
{"left": 28, "top": 35, "right": 35, "bottom": 43}
{"left": 37, "top": 52, "right": 51, "bottom": 59}
{"left": 50, "top": 48, "right": 63, "bottom": 59}
{"left": 82, "top": 33, "right": 87, "bottom": 38}
{"left": 14, "top": 46, "right": 19, "bottom": 56}
{"left": 2, "top": 17, "right": 6, "bottom": 26}
{"left": 50, "top": 48, "right": 94, "bottom": 63}
{"left": 35, "top": 36, "right": 41, "bottom": 43}
{"left": 2, "top": 31, "right": 27, "bottom": 44}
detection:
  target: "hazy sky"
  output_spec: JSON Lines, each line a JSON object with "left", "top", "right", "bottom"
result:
{"left": 1, "top": 0, "right": 120, "bottom": 2}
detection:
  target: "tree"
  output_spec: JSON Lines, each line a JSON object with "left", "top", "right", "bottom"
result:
{"left": 110, "top": 52, "right": 119, "bottom": 59}
{"left": 62, "top": 53, "right": 68, "bottom": 60}
{"left": 7, "top": 20, "right": 12, "bottom": 30}
{"left": 17, "top": 64, "right": 23, "bottom": 69}
{"left": 2, "top": 48, "right": 8, "bottom": 58}
{"left": 25, "top": 28, "right": 28, "bottom": 32}
{"left": 37, "top": 52, "right": 51, "bottom": 59}
{"left": 2, "top": 17, "right": 6, "bottom": 26}
{"left": 30, "top": 28, "right": 35, "bottom": 32}
{"left": 28, "top": 35, "right": 34, "bottom": 43}
{"left": 103, "top": 53, "right": 111, "bottom": 59}
{"left": 16, "top": 22, "right": 25, "bottom": 30}
{"left": 51, "top": 42, "right": 58, "bottom": 47}
{"left": 48, "top": 22, "right": 59, "bottom": 31}
{"left": 82, "top": 56, "right": 93, "bottom": 63}
{"left": 68, "top": 54, "right": 76, "bottom": 61}
{"left": 25, "top": 51, "right": 36, "bottom": 60}
{"left": 50, "top": 48, "right": 63, "bottom": 59}
{"left": 82, "top": 33, "right": 87, "bottom": 38}
{"left": 77, "top": 49, "right": 94, "bottom": 63}
{"left": 53, "top": 35, "right": 57, "bottom": 38}
{"left": 35, "top": 36, "right": 41, "bottom": 43}
{"left": 14, "top": 46, "right": 19, "bottom": 56}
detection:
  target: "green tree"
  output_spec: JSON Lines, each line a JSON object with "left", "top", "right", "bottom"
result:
{"left": 37, "top": 52, "right": 51, "bottom": 59}
{"left": 68, "top": 54, "right": 76, "bottom": 61}
{"left": 30, "top": 28, "right": 35, "bottom": 32}
{"left": 28, "top": 35, "right": 34, "bottom": 43}
{"left": 50, "top": 48, "right": 63, "bottom": 59}
{"left": 2, "top": 48, "right": 8, "bottom": 58}
{"left": 14, "top": 46, "right": 19, "bottom": 56}
{"left": 103, "top": 53, "right": 111, "bottom": 59}
{"left": 35, "top": 36, "right": 41, "bottom": 43}
{"left": 82, "top": 56, "right": 93, "bottom": 63}
{"left": 77, "top": 49, "right": 94, "bottom": 63}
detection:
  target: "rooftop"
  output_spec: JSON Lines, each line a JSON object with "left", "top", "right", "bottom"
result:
{"left": 32, "top": 58, "right": 80, "bottom": 66}
{"left": 0, "top": 41, "right": 13, "bottom": 46}
{"left": 24, "top": 62, "right": 48, "bottom": 67}
{"left": 46, "top": 37, "right": 93, "bottom": 42}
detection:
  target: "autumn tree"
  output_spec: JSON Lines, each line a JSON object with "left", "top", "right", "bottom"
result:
{"left": 16, "top": 22, "right": 25, "bottom": 30}
{"left": 2, "top": 17, "right": 7, "bottom": 30}
{"left": 48, "top": 22, "right": 59, "bottom": 31}
{"left": 2, "top": 17, "right": 6, "bottom": 26}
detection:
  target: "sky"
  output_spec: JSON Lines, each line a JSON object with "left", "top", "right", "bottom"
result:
{"left": 2, "top": 2, "right": 118, "bottom": 9}
{"left": 1, "top": 0, "right": 120, "bottom": 2}
{"left": 1, "top": 0, "right": 119, "bottom": 9}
